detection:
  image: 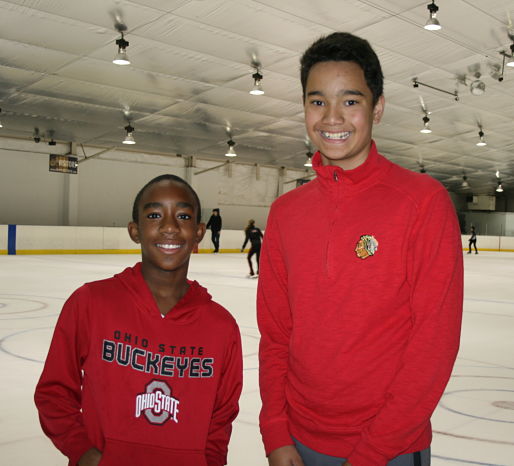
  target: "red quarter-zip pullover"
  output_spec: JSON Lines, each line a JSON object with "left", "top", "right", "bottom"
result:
{"left": 257, "top": 142, "right": 463, "bottom": 465}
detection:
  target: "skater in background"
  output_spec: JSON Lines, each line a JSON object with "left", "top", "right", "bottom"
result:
{"left": 206, "top": 208, "right": 222, "bottom": 253}
{"left": 241, "top": 219, "right": 263, "bottom": 277}
{"left": 468, "top": 225, "right": 478, "bottom": 254}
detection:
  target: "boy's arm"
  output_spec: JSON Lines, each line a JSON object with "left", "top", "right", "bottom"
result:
{"left": 257, "top": 209, "right": 294, "bottom": 456}
{"left": 205, "top": 324, "right": 243, "bottom": 466}
{"left": 348, "top": 188, "right": 464, "bottom": 465}
{"left": 34, "top": 287, "right": 96, "bottom": 465}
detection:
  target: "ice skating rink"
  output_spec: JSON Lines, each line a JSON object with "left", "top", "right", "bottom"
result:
{"left": 1, "top": 251, "right": 513, "bottom": 466}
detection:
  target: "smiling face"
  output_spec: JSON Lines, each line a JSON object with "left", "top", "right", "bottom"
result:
{"left": 304, "top": 60, "right": 384, "bottom": 170}
{"left": 128, "top": 180, "right": 205, "bottom": 280}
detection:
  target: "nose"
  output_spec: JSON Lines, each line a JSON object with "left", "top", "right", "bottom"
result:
{"left": 160, "top": 213, "right": 179, "bottom": 234}
{"left": 322, "top": 102, "right": 344, "bottom": 125}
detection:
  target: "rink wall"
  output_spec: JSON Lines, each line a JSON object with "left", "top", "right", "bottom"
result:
{"left": 460, "top": 235, "right": 514, "bottom": 252}
{"left": 2, "top": 224, "right": 514, "bottom": 254}
{"left": 0, "top": 224, "right": 249, "bottom": 254}
{"left": 0, "top": 136, "right": 309, "bottom": 231}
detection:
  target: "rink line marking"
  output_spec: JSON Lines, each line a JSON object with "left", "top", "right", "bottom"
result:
{"left": 0, "top": 297, "right": 47, "bottom": 315}
{"left": 15, "top": 249, "right": 140, "bottom": 254}
{"left": 12, "top": 249, "right": 245, "bottom": 255}
{"left": 0, "top": 327, "right": 49, "bottom": 363}
{"left": 435, "top": 429, "right": 514, "bottom": 445}
{"left": 465, "top": 297, "right": 514, "bottom": 305}
{"left": 457, "top": 357, "right": 514, "bottom": 371}
{"left": 439, "top": 388, "right": 514, "bottom": 424}
{"left": 432, "top": 454, "right": 505, "bottom": 466}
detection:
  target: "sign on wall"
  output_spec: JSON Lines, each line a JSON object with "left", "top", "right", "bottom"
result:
{"left": 49, "top": 154, "right": 78, "bottom": 174}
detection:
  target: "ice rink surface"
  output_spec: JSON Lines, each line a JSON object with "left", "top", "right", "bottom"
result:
{"left": 0, "top": 251, "right": 513, "bottom": 466}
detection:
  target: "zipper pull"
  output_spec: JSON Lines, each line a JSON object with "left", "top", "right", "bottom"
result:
{"left": 333, "top": 171, "right": 339, "bottom": 182}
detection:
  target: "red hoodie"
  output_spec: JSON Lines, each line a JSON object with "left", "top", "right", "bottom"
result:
{"left": 257, "top": 142, "right": 463, "bottom": 465}
{"left": 35, "top": 263, "right": 242, "bottom": 466}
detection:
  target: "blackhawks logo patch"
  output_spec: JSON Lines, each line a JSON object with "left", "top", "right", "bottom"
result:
{"left": 355, "top": 235, "right": 379, "bottom": 260}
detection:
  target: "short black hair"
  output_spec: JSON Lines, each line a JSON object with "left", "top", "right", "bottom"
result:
{"left": 300, "top": 32, "right": 383, "bottom": 105}
{"left": 132, "top": 174, "right": 202, "bottom": 223}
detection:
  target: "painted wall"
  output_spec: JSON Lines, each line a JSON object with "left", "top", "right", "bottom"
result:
{"left": 0, "top": 137, "right": 309, "bottom": 231}
{"left": 2, "top": 136, "right": 511, "bottom": 236}
{"left": 464, "top": 211, "right": 514, "bottom": 236}
{"left": 2, "top": 224, "right": 252, "bottom": 254}
{"left": 0, "top": 224, "right": 7, "bottom": 254}
{"left": 3, "top": 225, "right": 513, "bottom": 254}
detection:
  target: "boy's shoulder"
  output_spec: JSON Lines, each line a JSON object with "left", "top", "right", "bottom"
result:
{"left": 271, "top": 178, "right": 318, "bottom": 211}
{"left": 384, "top": 158, "right": 448, "bottom": 203}
{"left": 202, "top": 294, "right": 239, "bottom": 331}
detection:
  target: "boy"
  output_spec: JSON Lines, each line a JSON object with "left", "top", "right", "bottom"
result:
{"left": 35, "top": 174, "right": 243, "bottom": 466}
{"left": 257, "top": 33, "right": 463, "bottom": 466}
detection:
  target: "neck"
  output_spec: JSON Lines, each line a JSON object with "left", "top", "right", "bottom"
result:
{"left": 140, "top": 263, "right": 189, "bottom": 315}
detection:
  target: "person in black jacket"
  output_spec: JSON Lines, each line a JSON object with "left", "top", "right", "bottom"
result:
{"left": 241, "top": 219, "right": 263, "bottom": 277}
{"left": 206, "top": 208, "right": 222, "bottom": 253}
{"left": 468, "top": 226, "right": 478, "bottom": 254}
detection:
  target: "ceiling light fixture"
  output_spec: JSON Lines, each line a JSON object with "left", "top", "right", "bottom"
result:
{"left": 249, "top": 69, "right": 264, "bottom": 96}
{"left": 461, "top": 175, "right": 470, "bottom": 189}
{"left": 113, "top": 32, "right": 130, "bottom": 66}
{"left": 123, "top": 124, "right": 136, "bottom": 144}
{"left": 476, "top": 128, "right": 487, "bottom": 146}
{"left": 469, "top": 72, "right": 485, "bottom": 96}
{"left": 420, "top": 115, "right": 432, "bottom": 133}
{"left": 225, "top": 139, "right": 237, "bottom": 157}
{"left": 424, "top": 1, "right": 441, "bottom": 31}
{"left": 47, "top": 130, "right": 56, "bottom": 146}
{"left": 506, "top": 43, "right": 514, "bottom": 67}
{"left": 412, "top": 78, "right": 459, "bottom": 101}
{"left": 304, "top": 151, "right": 313, "bottom": 167}
{"left": 496, "top": 171, "right": 503, "bottom": 192}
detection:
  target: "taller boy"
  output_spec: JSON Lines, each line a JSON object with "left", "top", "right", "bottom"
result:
{"left": 257, "top": 33, "right": 463, "bottom": 466}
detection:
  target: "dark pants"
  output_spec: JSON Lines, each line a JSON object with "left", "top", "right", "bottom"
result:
{"left": 211, "top": 230, "right": 220, "bottom": 252}
{"left": 293, "top": 438, "right": 430, "bottom": 466}
{"left": 468, "top": 239, "right": 477, "bottom": 253}
{"left": 247, "top": 245, "right": 261, "bottom": 275}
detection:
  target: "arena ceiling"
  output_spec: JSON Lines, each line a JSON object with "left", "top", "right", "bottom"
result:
{"left": 1, "top": 0, "right": 514, "bottom": 195}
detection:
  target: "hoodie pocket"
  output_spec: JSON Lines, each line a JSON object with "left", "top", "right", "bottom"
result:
{"left": 99, "top": 438, "right": 208, "bottom": 466}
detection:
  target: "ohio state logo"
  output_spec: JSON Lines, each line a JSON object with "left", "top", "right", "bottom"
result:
{"left": 135, "top": 379, "right": 180, "bottom": 425}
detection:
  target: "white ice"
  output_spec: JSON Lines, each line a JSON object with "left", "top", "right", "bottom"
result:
{"left": 0, "top": 252, "right": 513, "bottom": 465}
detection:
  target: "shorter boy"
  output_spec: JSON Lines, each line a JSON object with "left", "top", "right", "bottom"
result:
{"left": 35, "top": 174, "right": 243, "bottom": 466}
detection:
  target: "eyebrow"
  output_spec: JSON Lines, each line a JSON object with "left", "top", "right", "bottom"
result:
{"left": 176, "top": 201, "right": 194, "bottom": 210}
{"left": 306, "top": 89, "right": 365, "bottom": 97}
{"left": 142, "top": 202, "right": 163, "bottom": 210}
{"left": 142, "top": 201, "right": 194, "bottom": 210}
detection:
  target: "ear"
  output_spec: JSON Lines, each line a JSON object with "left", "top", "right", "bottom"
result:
{"left": 128, "top": 221, "right": 140, "bottom": 244}
{"left": 195, "top": 222, "right": 206, "bottom": 243}
{"left": 372, "top": 95, "right": 385, "bottom": 124}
